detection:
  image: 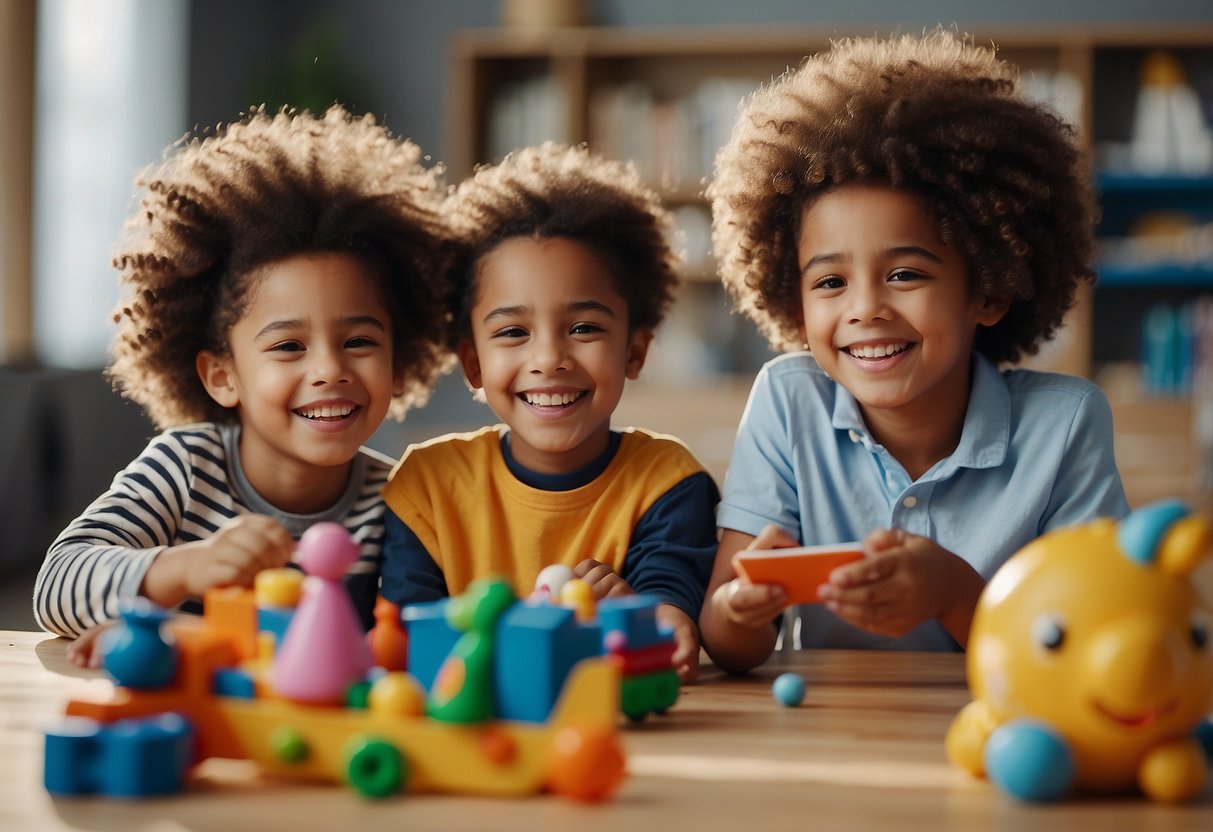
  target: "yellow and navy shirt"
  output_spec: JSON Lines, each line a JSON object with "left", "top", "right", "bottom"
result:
{"left": 380, "top": 426, "right": 718, "bottom": 616}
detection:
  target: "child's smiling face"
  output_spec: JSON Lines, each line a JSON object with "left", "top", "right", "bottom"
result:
{"left": 796, "top": 184, "right": 1008, "bottom": 427}
{"left": 197, "top": 252, "right": 400, "bottom": 509}
{"left": 458, "top": 236, "right": 651, "bottom": 475}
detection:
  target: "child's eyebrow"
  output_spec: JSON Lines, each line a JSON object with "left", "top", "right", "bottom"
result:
{"left": 254, "top": 315, "right": 386, "bottom": 340}
{"left": 481, "top": 300, "right": 617, "bottom": 325}
{"left": 800, "top": 245, "right": 944, "bottom": 275}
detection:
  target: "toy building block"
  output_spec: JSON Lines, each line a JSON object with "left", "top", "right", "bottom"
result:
{"left": 401, "top": 599, "right": 460, "bottom": 691}
{"left": 273, "top": 523, "right": 372, "bottom": 704}
{"left": 100, "top": 600, "right": 178, "bottom": 689}
{"left": 495, "top": 603, "right": 602, "bottom": 723}
{"left": 597, "top": 595, "right": 672, "bottom": 651}
{"left": 45, "top": 712, "right": 193, "bottom": 797}
{"left": 203, "top": 586, "right": 261, "bottom": 661}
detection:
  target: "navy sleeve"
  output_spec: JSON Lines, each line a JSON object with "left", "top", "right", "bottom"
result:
{"left": 379, "top": 508, "right": 449, "bottom": 608}
{"left": 621, "top": 471, "right": 720, "bottom": 617}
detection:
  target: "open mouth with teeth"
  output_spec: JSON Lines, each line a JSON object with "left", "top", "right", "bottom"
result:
{"left": 521, "top": 391, "right": 586, "bottom": 408}
{"left": 844, "top": 342, "right": 911, "bottom": 360}
{"left": 294, "top": 404, "right": 358, "bottom": 422}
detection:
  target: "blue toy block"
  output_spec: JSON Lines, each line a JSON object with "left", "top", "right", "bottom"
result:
{"left": 45, "top": 712, "right": 194, "bottom": 797}
{"left": 495, "top": 604, "right": 601, "bottom": 723}
{"left": 401, "top": 599, "right": 460, "bottom": 691}
{"left": 257, "top": 606, "right": 294, "bottom": 647}
{"left": 213, "top": 667, "right": 256, "bottom": 699}
{"left": 596, "top": 595, "right": 671, "bottom": 651}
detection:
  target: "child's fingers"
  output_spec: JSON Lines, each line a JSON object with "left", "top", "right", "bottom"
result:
{"left": 826, "top": 555, "right": 896, "bottom": 589}
{"left": 750, "top": 524, "right": 800, "bottom": 551}
{"left": 722, "top": 579, "right": 787, "bottom": 626}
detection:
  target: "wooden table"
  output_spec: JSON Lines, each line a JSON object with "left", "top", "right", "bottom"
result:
{"left": 3, "top": 631, "right": 1209, "bottom": 831}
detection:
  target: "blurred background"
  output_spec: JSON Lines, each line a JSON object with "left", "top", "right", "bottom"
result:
{"left": 3, "top": 0, "right": 1212, "bottom": 628}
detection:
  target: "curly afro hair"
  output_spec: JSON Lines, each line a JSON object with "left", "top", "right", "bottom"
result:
{"left": 709, "top": 30, "right": 1097, "bottom": 364}
{"left": 107, "top": 105, "right": 453, "bottom": 429}
{"left": 442, "top": 141, "right": 681, "bottom": 352}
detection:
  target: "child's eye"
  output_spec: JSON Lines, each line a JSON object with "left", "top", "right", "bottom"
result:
{"left": 344, "top": 336, "right": 378, "bottom": 349}
{"left": 492, "top": 326, "right": 528, "bottom": 339}
{"left": 570, "top": 322, "right": 604, "bottom": 336}
{"left": 269, "top": 341, "right": 304, "bottom": 353}
{"left": 811, "top": 275, "right": 846, "bottom": 291}
{"left": 889, "top": 269, "right": 925, "bottom": 283}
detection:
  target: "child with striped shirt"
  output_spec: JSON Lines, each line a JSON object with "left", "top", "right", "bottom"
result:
{"left": 33, "top": 106, "right": 452, "bottom": 663}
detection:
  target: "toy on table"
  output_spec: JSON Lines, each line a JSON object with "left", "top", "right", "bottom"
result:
{"left": 43, "top": 526, "right": 626, "bottom": 802}
{"left": 772, "top": 672, "right": 807, "bottom": 708}
{"left": 405, "top": 576, "right": 681, "bottom": 724}
{"left": 946, "top": 500, "right": 1213, "bottom": 803}
{"left": 732, "top": 543, "right": 864, "bottom": 605}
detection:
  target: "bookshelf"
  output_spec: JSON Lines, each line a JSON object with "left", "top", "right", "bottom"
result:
{"left": 447, "top": 23, "right": 1213, "bottom": 507}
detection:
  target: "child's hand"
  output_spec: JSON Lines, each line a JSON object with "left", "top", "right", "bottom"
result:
{"left": 573, "top": 558, "right": 634, "bottom": 600}
{"left": 184, "top": 514, "right": 295, "bottom": 597}
{"left": 656, "top": 603, "right": 701, "bottom": 683}
{"left": 709, "top": 524, "right": 796, "bottom": 627}
{"left": 816, "top": 528, "right": 984, "bottom": 645}
{"left": 143, "top": 514, "right": 295, "bottom": 608}
{"left": 66, "top": 620, "right": 116, "bottom": 669}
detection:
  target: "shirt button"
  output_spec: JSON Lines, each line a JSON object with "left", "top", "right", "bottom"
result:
{"left": 848, "top": 430, "right": 861, "bottom": 443}
{"left": 902, "top": 496, "right": 918, "bottom": 508}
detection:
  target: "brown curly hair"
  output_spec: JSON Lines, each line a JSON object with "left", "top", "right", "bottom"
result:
{"left": 442, "top": 142, "right": 681, "bottom": 351}
{"left": 709, "top": 30, "right": 1097, "bottom": 364}
{"left": 107, "top": 105, "right": 453, "bottom": 429}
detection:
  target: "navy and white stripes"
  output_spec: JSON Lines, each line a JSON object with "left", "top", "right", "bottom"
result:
{"left": 33, "top": 423, "right": 392, "bottom": 637}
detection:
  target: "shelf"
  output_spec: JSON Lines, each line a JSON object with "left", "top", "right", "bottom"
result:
{"left": 1096, "top": 263, "right": 1213, "bottom": 288}
{"left": 1096, "top": 171, "right": 1213, "bottom": 194}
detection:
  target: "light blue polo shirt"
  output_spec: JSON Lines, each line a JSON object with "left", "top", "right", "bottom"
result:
{"left": 718, "top": 351, "right": 1129, "bottom": 651}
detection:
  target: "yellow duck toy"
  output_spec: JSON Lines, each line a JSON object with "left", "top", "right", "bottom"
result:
{"left": 947, "top": 500, "right": 1213, "bottom": 802}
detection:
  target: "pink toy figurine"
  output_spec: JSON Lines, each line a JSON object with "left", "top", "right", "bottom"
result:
{"left": 272, "top": 523, "right": 372, "bottom": 704}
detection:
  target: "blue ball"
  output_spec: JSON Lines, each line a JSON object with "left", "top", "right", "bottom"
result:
{"left": 985, "top": 719, "right": 1074, "bottom": 802}
{"left": 772, "top": 672, "right": 806, "bottom": 707}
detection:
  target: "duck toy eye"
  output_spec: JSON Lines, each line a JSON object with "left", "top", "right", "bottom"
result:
{"left": 1033, "top": 613, "right": 1066, "bottom": 652}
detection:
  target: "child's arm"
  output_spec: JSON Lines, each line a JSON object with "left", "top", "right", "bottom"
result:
{"left": 817, "top": 528, "right": 985, "bottom": 647}
{"left": 610, "top": 470, "right": 720, "bottom": 683}
{"left": 699, "top": 525, "right": 792, "bottom": 674}
{"left": 139, "top": 514, "right": 293, "bottom": 608}
{"left": 378, "top": 509, "right": 449, "bottom": 609}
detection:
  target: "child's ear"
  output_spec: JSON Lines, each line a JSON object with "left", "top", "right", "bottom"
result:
{"left": 457, "top": 338, "right": 483, "bottom": 390}
{"left": 974, "top": 294, "right": 1012, "bottom": 328}
{"left": 196, "top": 350, "right": 239, "bottom": 408}
{"left": 625, "top": 328, "right": 653, "bottom": 380}
{"left": 392, "top": 365, "right": 407, "bottom": 398}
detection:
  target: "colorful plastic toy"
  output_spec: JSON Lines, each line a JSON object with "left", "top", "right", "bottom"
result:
{"left": 772, "top": 672, "right": 807, "bottom": 707}
{"left": 946, "top": 500, "right": 1213, "bottom": 803}
{"left": 44, "top": 527, "right": 626, "bottom": 802}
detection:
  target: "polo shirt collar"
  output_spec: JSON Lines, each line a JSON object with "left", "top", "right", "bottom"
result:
{"left": 830, "top": 352, "right": 1010, "bottom": 473}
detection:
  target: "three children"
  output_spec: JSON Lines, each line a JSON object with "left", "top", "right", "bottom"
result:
{"left": 36, "top": 31, "right": 1130, "bottom": 682}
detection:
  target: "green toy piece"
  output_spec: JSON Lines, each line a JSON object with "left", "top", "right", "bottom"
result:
{"left": 427, "top": 579, "right": 516, "bottom": 723}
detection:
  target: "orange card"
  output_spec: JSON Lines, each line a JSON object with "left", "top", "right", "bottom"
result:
{"left": 731, "top": 543, "right": 865, "bottom": 605}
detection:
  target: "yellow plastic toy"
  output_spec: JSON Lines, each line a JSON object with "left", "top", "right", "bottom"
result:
{"left": 947, "top": 500, "right": 1213, "bottom": 802}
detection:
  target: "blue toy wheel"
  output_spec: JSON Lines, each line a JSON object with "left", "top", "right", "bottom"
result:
{"left": 985, "top": 719, "right": 1074, "bottom": 802}
{"left": 772, "top": 672, "right": 807, "bottom": 707}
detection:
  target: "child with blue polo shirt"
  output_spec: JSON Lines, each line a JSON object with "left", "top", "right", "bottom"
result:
{"left": 699, "top": 31, "right": 1129, "bottom": 672}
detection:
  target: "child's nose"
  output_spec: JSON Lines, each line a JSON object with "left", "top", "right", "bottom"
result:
{"left": 529, "top": 332, "right": 570, "bottom": 374}
{"left": 309, "top": 345, "right": 351, "bottom": 384}
{"left": 847, "top": 280, "right": 893, "bottom": 323}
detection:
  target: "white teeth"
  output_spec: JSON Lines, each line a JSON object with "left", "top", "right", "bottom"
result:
{"left": 523, "top": 391, "right": 583, "bottom": 407}
{"left": 847, "top": 343, "right": 908, "bottom": 359}
{"left": 296, "top": 404, "right": 355, "bottom": 419}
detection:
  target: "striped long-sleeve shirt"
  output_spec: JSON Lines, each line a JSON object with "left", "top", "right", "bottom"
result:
{"left": 33, "top": 421, "right": 394, "bottom": 638}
